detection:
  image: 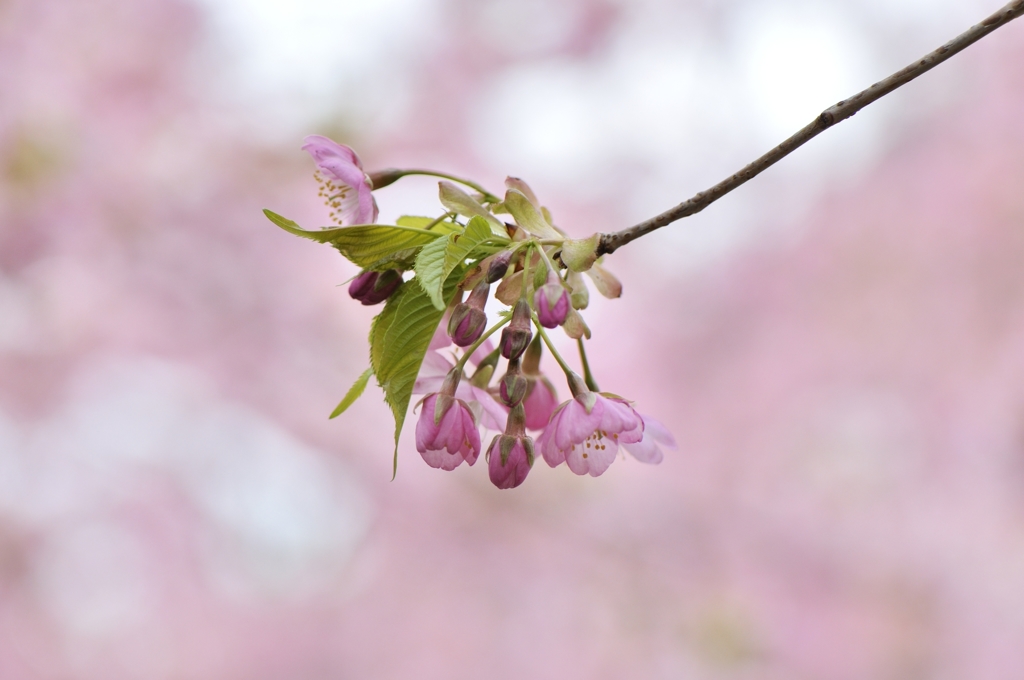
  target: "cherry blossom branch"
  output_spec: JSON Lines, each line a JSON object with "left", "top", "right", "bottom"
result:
{"left": 597, "top": 0, "right": 1024, "bottom": 256}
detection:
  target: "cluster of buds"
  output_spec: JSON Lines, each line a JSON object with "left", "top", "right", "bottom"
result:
{"left": 268, "top": 135, "right": 676, "bottom": 490}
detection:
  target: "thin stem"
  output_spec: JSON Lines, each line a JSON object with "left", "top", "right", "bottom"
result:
{"left": 455, "top": 316, "right": 510, "bottom": 371}
{"left": 424, "top": 212, "right": 456, "bottom": 230}
{"left": 536, "top": 244, "right": 561, "bottom": 280}
{"left": 519, "top": 243, "right": 533, "bottom": 300}
{"left": 576, "top": 339, "right": 600, "bottom": 392}
{"left": 385, "top": 169, "right": 500, "bottom": 203}
{"left": 597, "top": 0, "right": 1024, "bottom": 256}
{"left": 532, "top": 317, "right": 574, "bottom": 378}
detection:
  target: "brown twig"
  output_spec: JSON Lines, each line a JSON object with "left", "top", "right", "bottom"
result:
{"left": 597, "top": 0, "right": 1024, "bottom": 256}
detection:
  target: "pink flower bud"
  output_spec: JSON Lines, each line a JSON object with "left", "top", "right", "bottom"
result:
{"left": 534, "top": 278, "right": 569, "bottom": 328}
{"left": 448, "top": 306, "right": 486, "bottom": 346}
{"left": 499, "top": 358, "right": 528, "bottom": 407}
{"left": 447, "top": 281, "right": 489, "bottom": 346}
{"left": 486, "top": 250, "right": 514, "bottom": 283}
{"left": 487, "top": 434, "right": 534, "bottom": 489}
{"left": 500, "top": 299, "right": 533, "bottom": 361}
{"left": 487, "top": 404, "right": 533, "bottom": 489}
{"left": 348, "top": 269, "right": 402, "bottom": 305}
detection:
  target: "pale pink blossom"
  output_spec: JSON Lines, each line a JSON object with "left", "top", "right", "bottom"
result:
{"left": 302, "top": 134, "right": 379, "bottom": 225}
{"left": 620, "top": 414, "right": 675, "bottom": 464}
{"left": 415, "top": 394, "right": 481, "bottom": 470}
{"left": 537, "top": 390, "right": 644, "bottom": 476}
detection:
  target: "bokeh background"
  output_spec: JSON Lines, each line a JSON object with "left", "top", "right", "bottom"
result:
{"left": 3, "top": 0, "right": 1024, "bottom": 677}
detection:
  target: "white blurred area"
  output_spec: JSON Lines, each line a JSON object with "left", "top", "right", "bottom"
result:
{"left": 196, "top": 0, "right": 990, "bottom": 269}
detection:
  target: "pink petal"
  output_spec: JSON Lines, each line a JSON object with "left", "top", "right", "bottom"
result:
{"left": 564, "top": 436, "right": 618, "bottom": 476}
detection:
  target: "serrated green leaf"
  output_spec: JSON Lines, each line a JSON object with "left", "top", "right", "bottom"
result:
{"left": 413, "top": 235, "right": 450, "bottom": 310}
{"left": 370, "top": 272, "right": 462, "bottom": 477}
{"left": 414, "top": 216, "right": 505, "bottom": 310}
{"left": 397, "top": 215, "right": 460, "bottom": 234}
{"left": 330, "top": 367, "right": 373, "bottom": 419}
{"left": 264, "top": 209, "right": 442, "bottom": 269}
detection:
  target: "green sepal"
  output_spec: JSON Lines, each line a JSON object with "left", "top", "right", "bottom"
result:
{"left": 370, "top": 269, "right": 463, "bottom": 478}
{"left": 330, "top": 367, "right": 374, "bottom": 419}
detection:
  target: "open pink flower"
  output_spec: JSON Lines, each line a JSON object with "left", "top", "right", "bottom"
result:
{"left": 416, "top": 393, "right": 481, "bottom": 470}
{"left": 302, "top": 134, "right": 378, "bottom": 225}
{"left": 621, "top": 414, "right": 676, "bottom": 465}
{"left": 413, "top": 335, "right": 507, "bottom": 432}
{"left": 537, "top": 390, "right": 644, "bottom": 477}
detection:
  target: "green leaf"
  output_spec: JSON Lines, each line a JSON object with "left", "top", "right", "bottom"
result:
{"left": 413, "top": 235, "right": 449, "bottom": 310}
{"left": 414, "top": 216, "right": 505, "bottom": 310}
{"left": 329, "top": 367, "right": 373, "bottom": 419}
{"left": 397, "top": 215, "right": 460, "bottom": 234}
{"left": 370, "top": 272, "right": 462, "bottom": 478}
{"left": 263, "top": 209, "right": 442, "bottom": 269}
{"left": 437, "top": 182, "right": 507, "bottom": 238}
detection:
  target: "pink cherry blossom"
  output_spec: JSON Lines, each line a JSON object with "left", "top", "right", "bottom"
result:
{"left": 523, "top": 376, "right": 558, "bottom": 430}
{"left": 536, "top": 391, "right": 644, "bottom": 476}
{"left": 620, "top": 414, "right": 676, "bottom": 464}
{"left": 415, "top": 394, "right": 481, "bottom": 470}
{"left": 301, "top": 134, "right": 379, "bottom": 225}
{"left": 413, "top": 343, "right": 507, "bottom": 431}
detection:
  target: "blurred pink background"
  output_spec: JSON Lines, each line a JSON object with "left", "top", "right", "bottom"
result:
{"left": 3, "top": 0, "right": 1024, "bottom": 677}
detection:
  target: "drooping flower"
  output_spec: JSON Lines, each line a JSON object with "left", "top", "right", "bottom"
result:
{"left": 620, "top": 414, "right": 676, "bottom": 465}
{"left": 487, "top": 404, "right": 534, "bottom": 489}
{"left": 536, "top": 373, "right": 644, "bottom": 477}
{"left": 302, "top": 134, "right": 378, "bottom": 226}
{"left": 415, "top": 368, "right": 481, "bottom": 471}
{"left": 348, "top": 269, "right": 402, "bottom": 305}
{"left": 413, "top": 335, "right": 507, "bottom": 432}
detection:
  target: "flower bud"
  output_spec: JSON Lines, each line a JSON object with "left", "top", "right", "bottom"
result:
{"left": 447, "top": 281, "right": 489, "bottom": 347}
{"left": 534, "top": 276, "right": 570, "bottom": 328}
{"left": 349, "top": 269, "right": 402, "bottom": 305}
{"left": 500, "top": 299, "right": 533, "bottom": 361}
{"left": 499, "top": 358, "right": 528, "bottom": 407}
{"left": 486, "top": 250, "right": 514, "bottom": 283}
{"left": 488, "top": 404, "right": 534, "bottom": 489}
{"left": 348, "top": 270, "right": 378, "bottom": 300}
{"left": 448, "top": 306, "right": 486, "bottom": 346}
